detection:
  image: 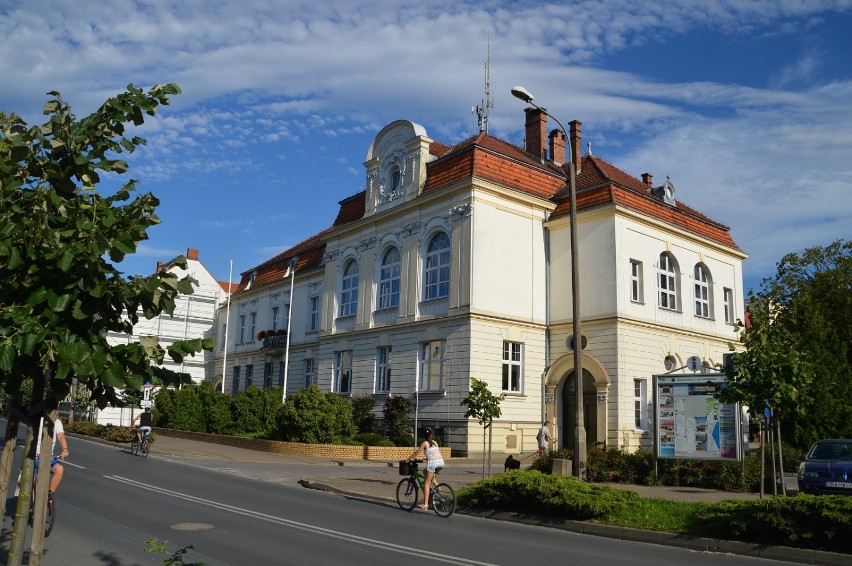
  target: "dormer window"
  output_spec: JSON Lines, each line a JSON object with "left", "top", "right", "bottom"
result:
{"left": 390, "top": 165, "right": 401, "bottom": 192}
{"left": 652, "top": 176, "right": 677, "bottom": 206}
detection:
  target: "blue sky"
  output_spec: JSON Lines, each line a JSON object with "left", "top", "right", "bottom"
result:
{"left": 1, "top": 0, "right": 850, "bottom": 293}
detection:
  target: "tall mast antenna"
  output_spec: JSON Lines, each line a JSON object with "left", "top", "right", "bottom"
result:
{"left": 474, "top": 26, "right": 493, "bottom": 133}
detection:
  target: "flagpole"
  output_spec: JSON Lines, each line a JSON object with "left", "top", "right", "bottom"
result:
{"left": 221, "top": 260, "right": 233, "bottom": 394}
{"left": 282, "top": 257, "right": 297, "bottom": 402}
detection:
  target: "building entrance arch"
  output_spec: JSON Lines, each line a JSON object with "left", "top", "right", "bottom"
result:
{"left": 543, "top": 353, "right": 610, "bottom": 450}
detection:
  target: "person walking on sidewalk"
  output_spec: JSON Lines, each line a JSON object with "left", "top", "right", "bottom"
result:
{"left": 409, "top": 429, "right": 444, "bottom": 510}
{"left": 537, "top": 421, "right": 553, "bottom": 458}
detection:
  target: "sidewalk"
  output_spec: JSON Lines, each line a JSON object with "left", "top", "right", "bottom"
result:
{"left": 144, "top": 433, "right": 770, "bottom": 503}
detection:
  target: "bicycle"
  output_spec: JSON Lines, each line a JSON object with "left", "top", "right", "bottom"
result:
{"left": 130, "top": 427, "right": 151, "bottom": 458}
{"left": 396, "top": 459, "right": 456, "bottom": 518}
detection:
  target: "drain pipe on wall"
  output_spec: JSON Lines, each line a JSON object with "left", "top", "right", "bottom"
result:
{"left": 542, "top": 222, "right": 552, "bottom": 425}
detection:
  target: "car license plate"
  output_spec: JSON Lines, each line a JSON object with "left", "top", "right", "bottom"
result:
{"left": 825, "top": 482, "right": 852, "bottom": 488}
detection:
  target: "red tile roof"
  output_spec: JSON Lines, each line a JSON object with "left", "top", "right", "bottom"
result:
{"left": 234, "top": 124, "right": 741, "bottom": 297}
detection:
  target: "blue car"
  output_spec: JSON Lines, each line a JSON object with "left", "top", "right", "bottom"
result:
{"left": 797, "top": 439, "right": 852, "bottom": 495}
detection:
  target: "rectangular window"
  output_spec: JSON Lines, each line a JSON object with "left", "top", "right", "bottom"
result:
{"left": 334, "top": 351, "right": 352, "bottom": 393}
{"left": 279, "top": 360, "right": 285, "bottom": 388}
{"left": 630, "top": 260, "right": 643, "bottom": 303}
{"left": 376, "top": 347, "right": 391, "bottom": 392}
{"left": 304, "top": 358, "right": 315, "bottom": 387}
{"left": 723, "top": 288, "right": 734, "bottom": 324}
{"left": 220, "top": 324, "right": 227, "bottom": 350}
{"left": 634, "top": 379, "right": 648, "bottom": 430}
{"left": 249, "top": 312, "right": 257, "bottom": 340}
{"left": 232, "top": 366, "right": 241, "bottom": 395}
{"left": 270, "top": 306, "right": 280, "bottom": 332}
{"left": 502, "top": 342, "right": 523, "bottom": 392}
{"left": 264, "top": 362, "right": 273, "bottom": 387}
{"left": 419, "top": 340, "right": 445, "bottom": 391}
{"left": 238, "top": 315, "right": 246, "bottom": 343}
{"left": 245, "top": 364, "right": 254, "bottom": 388}
{"left": 308, "top": 296, "right": 320, "bottom": 332}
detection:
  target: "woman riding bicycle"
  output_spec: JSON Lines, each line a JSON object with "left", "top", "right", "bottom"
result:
{"left": 408, "top": 429, "right": 444, "bottom": 510}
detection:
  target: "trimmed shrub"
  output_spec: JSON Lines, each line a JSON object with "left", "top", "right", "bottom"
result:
{"left": 690, "top": 494, "right": 852, "bottom": 553}
{"left": 276, "top": 385, "right": 355, "bottom": 444}
{"left": 383, "top": 395, "right": 412, "bottom": 446}
{"left": 528, "top": 448, "right": 573, "bottom": 474}
{"left": 65, "top": 421, "right": 104, "bottom": 437}
{"left": 350, "top": 394, "right": 376, "bottom": 433}
{"left": 458, "top": 470, "right": 639, "bottom": 520}
{"left": 353, "top": 432, "right": 394, "bottom": 447}
{"left": 101, "top": 424, "right": 135, "bottom": 443}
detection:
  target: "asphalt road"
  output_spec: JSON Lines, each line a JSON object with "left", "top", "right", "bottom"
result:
{"left": 0, "top": 430, "right": 807, "bottom": 566}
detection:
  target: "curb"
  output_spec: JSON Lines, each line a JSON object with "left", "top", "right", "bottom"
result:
{"left": 297, "top": 478, "right": 851, "bottom": 565}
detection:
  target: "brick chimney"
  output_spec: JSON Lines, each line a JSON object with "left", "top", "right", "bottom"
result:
{"left": 187, "top": 248, "right": 199, "bottom": 261}
{"left": 641, "top": 173, "right": 653, "bottom": 187}
{"left": 524, "top": 107, "right": 548, "bottom": 162}
{"left": 156, "top": 261, "right": 164, "bottom": 272}
{"left": 548, "top": 129, "right": 566, "bottom": 165}
{"left": 569, "top": 120, "right": 582, "bottom": 172}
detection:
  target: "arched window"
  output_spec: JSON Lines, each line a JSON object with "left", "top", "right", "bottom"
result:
{"left": 693, "top": 264, "right": 712, "bottom": 318}
{"left": 424, "top": 232, "right": 450, "bottom": 300}
{"left": 340, "top": 260, "right": 359, "bottom": 317}
{"left": 658, "top": 252, "right": 679, "bottom": 310}
{"left": 378, "top": 247, "right": 401, "bottom": 309}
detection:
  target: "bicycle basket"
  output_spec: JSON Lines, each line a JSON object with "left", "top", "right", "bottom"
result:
{"left": 399, "top": 460, "right": 412, "bottom": 476}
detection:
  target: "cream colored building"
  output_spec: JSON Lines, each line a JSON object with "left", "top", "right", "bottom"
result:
{"left": 213, "top": 111, "right": 746, "bottom": 456}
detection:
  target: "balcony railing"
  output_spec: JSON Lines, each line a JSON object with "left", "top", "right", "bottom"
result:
{"left": 262, "top": 334, "right": 288, "bottom": 349}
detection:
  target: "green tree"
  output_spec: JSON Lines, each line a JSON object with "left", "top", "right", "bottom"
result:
{"left": 276, "top": 385, "right": 354, "bottom": 444}
{"left": 349, "top": 394, "right": 375, "bottom": 433}
{"left": 382, "top": 395, "right": 413, "bottom": 446}
{"left": 0, "top": 85, "right": 214, "bottom": 564}
{"left": 461, "top": 377, "right": 505, "bottom": 478}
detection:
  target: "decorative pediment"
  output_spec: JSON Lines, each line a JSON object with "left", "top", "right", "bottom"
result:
{"left": 652, "top": 176, "right": 677, "bottom": 206}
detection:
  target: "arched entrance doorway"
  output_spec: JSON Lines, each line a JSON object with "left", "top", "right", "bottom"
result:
{"left": 560, "top": 369, "right": 598, "bottom": 452}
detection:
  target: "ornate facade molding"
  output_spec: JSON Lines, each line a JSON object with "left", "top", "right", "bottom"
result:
{"left": 401, "top": 221, "right": 421, "bottom": 238}
{"left": 323, "top": 248, "right": 340, "bottom": 264}
{"left": 449, "top": 203, "right": 473, "bottom": 222}
{"left": 357, "top": 236, "right": 377, "bottom": 251}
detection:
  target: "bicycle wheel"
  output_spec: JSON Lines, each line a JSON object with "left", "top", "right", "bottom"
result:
{"left": 396, "top": 478, "right": 418, "bottom": 511}
{"left": 44, "top": 494, "right": 56, "bottom": 537}
{"left": 131, "top": 436, "right": 139, "bottom": 455}
{"left": 431, "top": 483, "right": 456, "bottom": 518}
{"left": 141, "top": 438, "right": 150, "bottom": 458}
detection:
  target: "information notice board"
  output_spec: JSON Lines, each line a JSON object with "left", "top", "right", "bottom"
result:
{"left": 654, "top": 373, "right": 741, "bottom": 461}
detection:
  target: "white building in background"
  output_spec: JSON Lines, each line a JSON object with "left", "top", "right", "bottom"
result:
{"left": 212, "top": 110, "right": 747, "bottom": 456}
{"left": 107, "top": 248, "right": 231, "bottom": 383}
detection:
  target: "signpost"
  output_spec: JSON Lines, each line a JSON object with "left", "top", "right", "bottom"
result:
{"left": 653, "top": 372, "right": 742, "bottom": 462}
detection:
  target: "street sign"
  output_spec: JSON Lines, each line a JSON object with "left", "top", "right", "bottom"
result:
{"left": 687, "top": 355, "right": 702, "bottom": 372}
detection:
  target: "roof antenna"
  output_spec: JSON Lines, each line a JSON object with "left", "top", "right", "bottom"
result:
{"left": 473, "top": 25, "right": 493, "bottom": 133}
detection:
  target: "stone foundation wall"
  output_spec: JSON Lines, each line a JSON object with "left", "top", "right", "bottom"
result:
{"left": 155, "top": 428, "right": 451, "bottom": 461}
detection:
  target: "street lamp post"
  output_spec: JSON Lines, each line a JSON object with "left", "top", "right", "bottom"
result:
{"left": 511, "top": 86, "right": 586, "bottom": 478}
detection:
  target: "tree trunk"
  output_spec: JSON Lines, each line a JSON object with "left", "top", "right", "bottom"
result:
{"left": 68, "top": 378, "right": 78, "bottom": 424}
{"left": 6, "top": 423, "right": 35, "bottom": 566}
{"left": 481, "top": 425, "right": 486, "bottom": 479}
{"left": 0, "top": 394, "right": 22, "bottom": 518}
{"left": 776, "top": 417, "right": 787, "bottom": 497}
{"left": 487, "top": 421, "right": 493, "bottom": 478}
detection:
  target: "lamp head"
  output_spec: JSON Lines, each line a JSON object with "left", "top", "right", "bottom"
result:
{"left": 510, "top": 85, "right": 534, "bottom": 103}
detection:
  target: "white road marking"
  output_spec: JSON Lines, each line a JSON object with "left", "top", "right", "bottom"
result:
{"left": 106, "top": 475, "right": 493, "bottom": 565}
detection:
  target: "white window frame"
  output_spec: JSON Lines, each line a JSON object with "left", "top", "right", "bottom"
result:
{"left": 502, "top": 341, "right": 523, "bottom": 393}
{"left": 304, "top": 358, "right": 315, "bottom": 387}
{"left": 376, "top": 346, "right": 391, "bottom": 392}
{"left": 419, "top": 340, "right": 445, "bottom": 391}
{"left": 377, "top": 247, "right": 401, "bottom": 310}
{"left": 340, "top": 261, "right": 359, "bottom": 317}
{"left": 658, "top": 253, "right": 678, "bottom": 311}
{"left": 334, "top": 350, "right": 352, "bottom": 394}
{"left": 308, "top": 296, "right": 320, "bottom": 332}
{"left": 630, "top": 259, "right": 643, "bottom": 303}
{"left": 245, "top": 364, "right": 254, "bottom": 388}
{"left": 723, "top": 287, "right": 734, "bottom": 324}
{"left": 232, "top": 365, "right": 241, "bottom": 395}
{"left": 278, "top": 360, "right": 285, "bottom": 388}
{"left": 634, "top": 379, "right": 649, "bottom": 430}
{"left": 220, "top": 324, "right": 227, "bottom": 350}
{"left": 424, "top": 232, "right": 450, "bottom": 300}
{"left": 270, "top": 305, "right": 280, "bottom": 332}
{"left": 249, "top": 311, "right": 257, "bottom": 341}
{"left": 238, "top": 315, "right": 246, "bottom": 343}
{"left": 264, "top": 362, "right": 273, "bottom": 387}
{"left": 693, "top": 264, "right": 711, "bottom": 318}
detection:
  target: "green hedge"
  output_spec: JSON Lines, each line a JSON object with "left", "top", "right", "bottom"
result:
{"left": 458, "top": 470, "right": 639, "bottom": 520}
{"left": 65, "top": 421, "right": 154, "bottom": 444}
{"left": 690, "top": 494, "right": 852, "bottom": 553}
